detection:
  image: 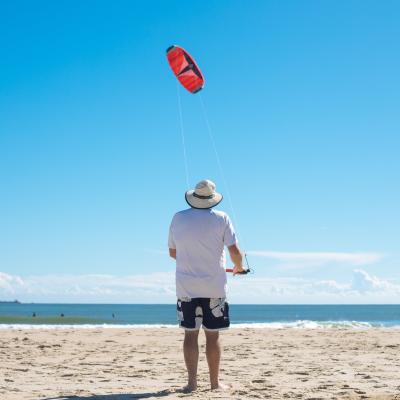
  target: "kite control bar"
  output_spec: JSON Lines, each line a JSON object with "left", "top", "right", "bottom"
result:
{"left": 225, "top": 268, "right": 250, "bottom": 275}
{"left": 225, "top": 254, "right": 252, "bottom": 275}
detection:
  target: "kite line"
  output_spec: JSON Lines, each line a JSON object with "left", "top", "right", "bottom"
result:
{"left": 176, "top": 81, "right": 190, "bottom": 189}
{"left": 167, "top": 44, "right": 252, "bottom": 274}
{"left": 198, "top": 93, "right": 245, "bottom": 250}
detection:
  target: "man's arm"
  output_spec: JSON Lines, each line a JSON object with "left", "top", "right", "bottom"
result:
{"left": 228, "top": 244, "right": 245, "bottom": 274}
{"left": 169, "top": 248, "right": 176, "bottom": 260}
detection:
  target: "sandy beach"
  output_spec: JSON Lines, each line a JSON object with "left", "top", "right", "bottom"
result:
{"left": 0, "top": 327, "right": 399, "bottom": 399}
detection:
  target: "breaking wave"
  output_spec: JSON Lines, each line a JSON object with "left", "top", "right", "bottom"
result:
{"left": 1, "top": 320, "right": 399, "bottom": 329}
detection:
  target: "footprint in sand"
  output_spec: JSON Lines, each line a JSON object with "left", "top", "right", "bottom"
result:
{"left": 290, "top": 371, "right": 309, "bottom": 376}
{"left": 317, "top": 384, "right": 334, "bottom": 389}
{"left": 262, "top": 371, "right": 273, "bottom": 376}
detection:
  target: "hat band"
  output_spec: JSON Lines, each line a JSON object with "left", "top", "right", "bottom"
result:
{"left": 193, "top": 192, "right": 215, "bottom": 200}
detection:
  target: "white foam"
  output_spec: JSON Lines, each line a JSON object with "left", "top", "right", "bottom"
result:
{"left": 230, "top": 320, "right": 376, "bottom": 329}
{"left": 0, "top": 320, "right": 399, "bottom": 330}
{"left": 0, "top": 323, "right": 178, "bottom": 330}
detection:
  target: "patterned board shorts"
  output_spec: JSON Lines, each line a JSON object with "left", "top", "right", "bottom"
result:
{"left": 176, "top": 297, "right": 230, "bottom": 331}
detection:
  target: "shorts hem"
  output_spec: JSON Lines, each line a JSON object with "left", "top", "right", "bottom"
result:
{"left": 203, "top": 326, "right": 230, "bottom": 332}
{"left": 179, "top": 325, "right": 200, "bottom": 331}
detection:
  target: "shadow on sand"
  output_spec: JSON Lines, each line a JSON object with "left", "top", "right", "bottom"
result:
{"left": 44, "top": 389, "right": 182, "bottom": 399}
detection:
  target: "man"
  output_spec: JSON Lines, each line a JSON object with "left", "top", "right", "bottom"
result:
{"left": 168, "top": 179, "right": 244, "bottom": 392}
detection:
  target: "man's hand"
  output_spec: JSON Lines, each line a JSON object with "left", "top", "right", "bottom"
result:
{"left": 232, "top": 265, "right": 246, "bottom": 275}
{"left": 169, "top": 248, "right": 176, "bottom": 260}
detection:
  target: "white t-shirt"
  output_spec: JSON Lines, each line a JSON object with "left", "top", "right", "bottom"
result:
{"left": 168, "top": 208, "right": 237, "bottom": 298}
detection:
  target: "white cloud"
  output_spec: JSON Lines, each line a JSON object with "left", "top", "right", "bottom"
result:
{"left": 1, "top": 269, "right": 399, "bottom": 304}
{"left": 248, "top": 251, "right": 383, "bottom": 266}
{"left": 227, "top": 269, "right": 400, "bottom": 303}
{"left": 0, "top": 271, "right": 176, "bottom": 303}
{"left": 0, "top": 272, "right": 25, "bottom": 294}
{"left": 351, "top": 269, "right": 396, "bottom": 293}
{"left": 310, "top": 279, "right": 349, "bottom": 294}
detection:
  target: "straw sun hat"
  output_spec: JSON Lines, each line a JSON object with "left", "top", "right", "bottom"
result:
{"left": 185, "top": 179, "right": 223, "bottom": 209}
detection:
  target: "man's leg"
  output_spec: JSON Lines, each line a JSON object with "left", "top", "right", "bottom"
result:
{"left": 183, "top": 330, "right": 199, "bottom": 391}
{"left": 204, "top": 330, "right": 221, "bottom": 389}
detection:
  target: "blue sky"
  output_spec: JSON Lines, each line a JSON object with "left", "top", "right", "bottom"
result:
{"left": 0, "top": 1, "right": 399, "bottom": 303}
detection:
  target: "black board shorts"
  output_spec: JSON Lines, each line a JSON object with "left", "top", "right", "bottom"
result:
{"left": 176, "top": 297, "right": 230, "bottom": 331}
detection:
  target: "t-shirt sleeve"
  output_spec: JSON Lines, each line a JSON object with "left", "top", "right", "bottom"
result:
{"left": 168, "top": 219, "right": 176, "bottom": 249}
{"left": 223, "top": 215, "right": 237, "bottom": 247}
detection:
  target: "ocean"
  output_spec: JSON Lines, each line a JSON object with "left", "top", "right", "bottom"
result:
{"left": 1, "top": 303, "right": 399, "bottom": 329}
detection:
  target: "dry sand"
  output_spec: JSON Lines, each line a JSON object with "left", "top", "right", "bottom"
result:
{"left": 0, "top": 327, "right": 399, "bottom": 399}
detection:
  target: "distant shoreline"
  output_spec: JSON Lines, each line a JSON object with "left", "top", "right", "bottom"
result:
{"left": 0, "top": 300, "right": 21, "bottom": 304}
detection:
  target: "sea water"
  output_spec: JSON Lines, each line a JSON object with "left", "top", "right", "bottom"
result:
{"left": 1, "top": 303, "right": 399, "bottom": 329}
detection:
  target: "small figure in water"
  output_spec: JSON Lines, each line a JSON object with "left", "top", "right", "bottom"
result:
{"left": 112, "top": 313, "right": 115, "bottom": 319}
{"left": 32, "top": 312, "right": 36, "bottom": 317}
{"left": 60, "top": 313, "right": 64, "bottom": 317}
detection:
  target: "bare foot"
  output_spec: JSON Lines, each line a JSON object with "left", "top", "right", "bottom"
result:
{"left": 211, "top": 382, "right": 231, "bottom": 391}
{"left": 180, "top": 384, "right": 197, "bottom": 393}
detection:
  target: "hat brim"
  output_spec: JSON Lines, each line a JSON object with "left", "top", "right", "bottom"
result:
{"left": 185, "top": 190, "right": 223, "bottom": 209}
